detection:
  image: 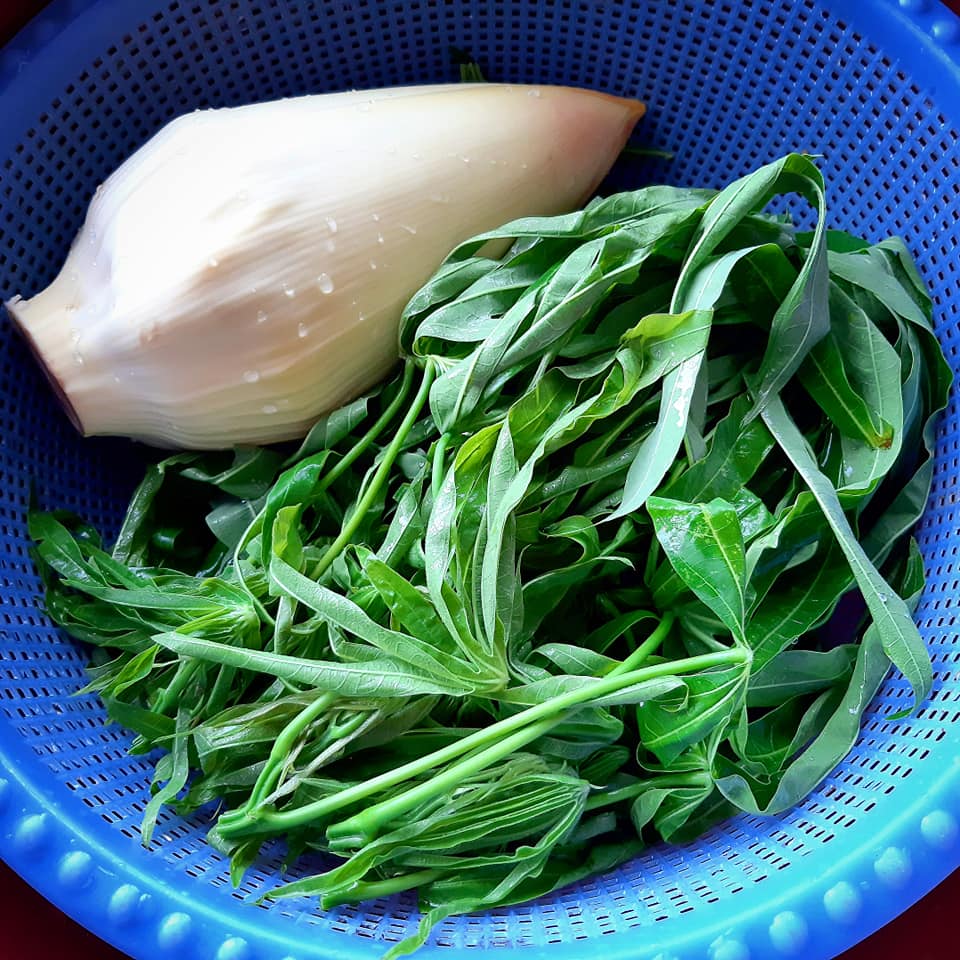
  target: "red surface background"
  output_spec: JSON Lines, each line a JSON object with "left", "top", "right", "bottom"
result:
{"left": 1, "top": 0, "right": 959, "bottom": 957}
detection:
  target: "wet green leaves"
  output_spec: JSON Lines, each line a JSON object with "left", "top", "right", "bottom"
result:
{"left": 30, "top": 154, "right": 949, "bottom": 958}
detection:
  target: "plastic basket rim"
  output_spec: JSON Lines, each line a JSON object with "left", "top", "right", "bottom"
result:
{"left": 0, "top": 1, "right": 959, "bottom": 959}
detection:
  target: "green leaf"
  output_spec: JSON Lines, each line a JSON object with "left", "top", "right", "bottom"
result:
{"left": 630, "top": 772, "right": 713, "bottom": 841}
{"left": 666, "top": 395, "right": 775, "bottom": 503}
{"left": 799, "top": 326, "right": 893, "bottom": 449}
{"left": 746, "top": 162, "right": 829, "bottom": 417}
{"left": 154, "top": 629, "right": 469, "bottom": 698}
{"left": 286, "top": 391, "right": 378, "bottom": 464}
{"left": 715, "top": 626, "right": 890, "bottom": 814}
{"left": 142, "top": 708, "right": 191, "bottom": 844}
{"left": 648, "top": 497, "right": 748, "bottom": 642}
{"left": 830, "top": 284, "right": 904, "bottom": 494}
{"left": 612, "top": 244, "right": 778, "bottom": 518}
{"left": 746, "top": 646, "right": 858, "bottom": 708}
{"left": 636, "top": 662, "right": 749, "bottom": 764}
{"left": 760, "top": 393, "right": 931, "bottom": 708}
{"left": 269, "top": 556, "right": 474, "bottom": 690}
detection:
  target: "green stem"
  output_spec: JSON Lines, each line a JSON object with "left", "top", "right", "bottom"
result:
{"left": 584, "top": 771, "right": 705, "bottom": 811}
{"left": 233, "top": 363, "right": 417, "bottom": 616}
{"left": 327, "top": 714, "right": 564, "bottom": 847}
{"left": 220, "top": 646, "right": 748, "bottom": 840}
{"left": 322, "top": 869, "right": 443, "bottom": 908}
{"left": 203, "top": 664, "right": 238, "bottom": 717}
{"left": 308, "top": 361, "right": 436, "bottom": 580}
{"left": 245, "top": 692, "right": 336, "bottom": 810}
{"left": 606, "top": 612, "right": 675, "bottom": 677}
{"left": 584, "top": 783, "right": 647, "bottom": 811}
{"left": 431, "top": 433, "right": 451, "bottom": 502}
{"left": 154, "top": 659, "right": 200, "bottom": 716}
{"left": 317, "top": 361, "right": 417, "bottom": 494}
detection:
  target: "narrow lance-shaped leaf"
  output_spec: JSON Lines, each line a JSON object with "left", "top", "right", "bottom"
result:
{"left": 153, "top": 630, "right": 470, "bottom": 698}
{"left": 611, "top": 243, "right": 777, "bottom": 518}
{"left": 760, "top": 393, "right": 931, "bottom": 708}
{"left": 746, "top": 157, "right": 830, "bottom": 417}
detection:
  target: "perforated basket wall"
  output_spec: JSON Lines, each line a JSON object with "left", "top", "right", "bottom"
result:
{"left": 0, "top": 1, "right": 958, "bottom": 958}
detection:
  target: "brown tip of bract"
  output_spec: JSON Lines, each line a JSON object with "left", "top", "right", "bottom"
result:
{"left": 536, "top": 85, "right": 647, "bottom": 203}
{"left": 577, "top": 88, "right": 646, "bottom": 122}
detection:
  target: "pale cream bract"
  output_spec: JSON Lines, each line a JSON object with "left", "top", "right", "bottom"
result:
{"left": 7, "top": 83, "right": 643, "bottom": 448}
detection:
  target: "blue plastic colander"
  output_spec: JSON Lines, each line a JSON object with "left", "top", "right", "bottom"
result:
{"left": 1, "top": 1, "right": 959, "bottom": 958}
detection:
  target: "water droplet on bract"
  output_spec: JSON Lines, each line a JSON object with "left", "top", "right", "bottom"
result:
{"left": 372, "top": 212, "right": 381, "bottom": 222}
{"left": 412, "top": 151, "right": 422, "bottom": 160}
{"left": 283, "top": 284, "right": 296, "bottom": 298}
{"left": 358, "top": 311, "right": 366, "bottom": 322}
{"left": 317, "top": 272, "right": 334, "bottom": 294}
{"left": 325, "top": 238, "right": 336, "bottom": 253}
{"left": 256, "top": 309, "right": 268, "bottom": 324}
{"left": 325, "top": 216, "right": 338, "bottom": 233}
{"left": 112, "top": 375, "right": 121, "bottom": 384}
{"left": 430, "top": 193, "right": 449, "bottom": 204}
{"left": 527, "top": 87, "right": 541, "bottom": 97}
{"left": 369, "top": 260, "right": 378, "bottom": 271}
{"left": 460, "top": 155, "right": 471, "bottom": 164}
{"left": 262, "top": 404, "right": 278, "bottom": 415}
{"left": 376, "top": 233, "right": 385, "bottom": 245}
{"left": 298, "top": 322, "right": 308, "bottom": 339}
{"left": 70, "top": 329, "right": 81, "bottom": 344}
{"left": 401, "top": 224, "right": 417, "bottom": 235}
{"left": 73, "top": 351, "right": 84, "bottom": 366}
{"left": 208, "top": 256, "right": 219, "bottom": 268}
{"left": 243, "top": 369, "right": 260, "bottom": 383}
{"left": 520, "top": 161, "right": 528, "bottom": 170}
{"left": 488, "top": 158, "right": 498, "bottom": 166}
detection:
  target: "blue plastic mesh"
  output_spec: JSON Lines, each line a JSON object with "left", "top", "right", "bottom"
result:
{"left": 0, "top": 1, "right": 958, "bottom": 959}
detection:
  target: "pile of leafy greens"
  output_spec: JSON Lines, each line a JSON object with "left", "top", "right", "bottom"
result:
{"left": 31, "top": 153, "right": 950, "bottom": 957}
